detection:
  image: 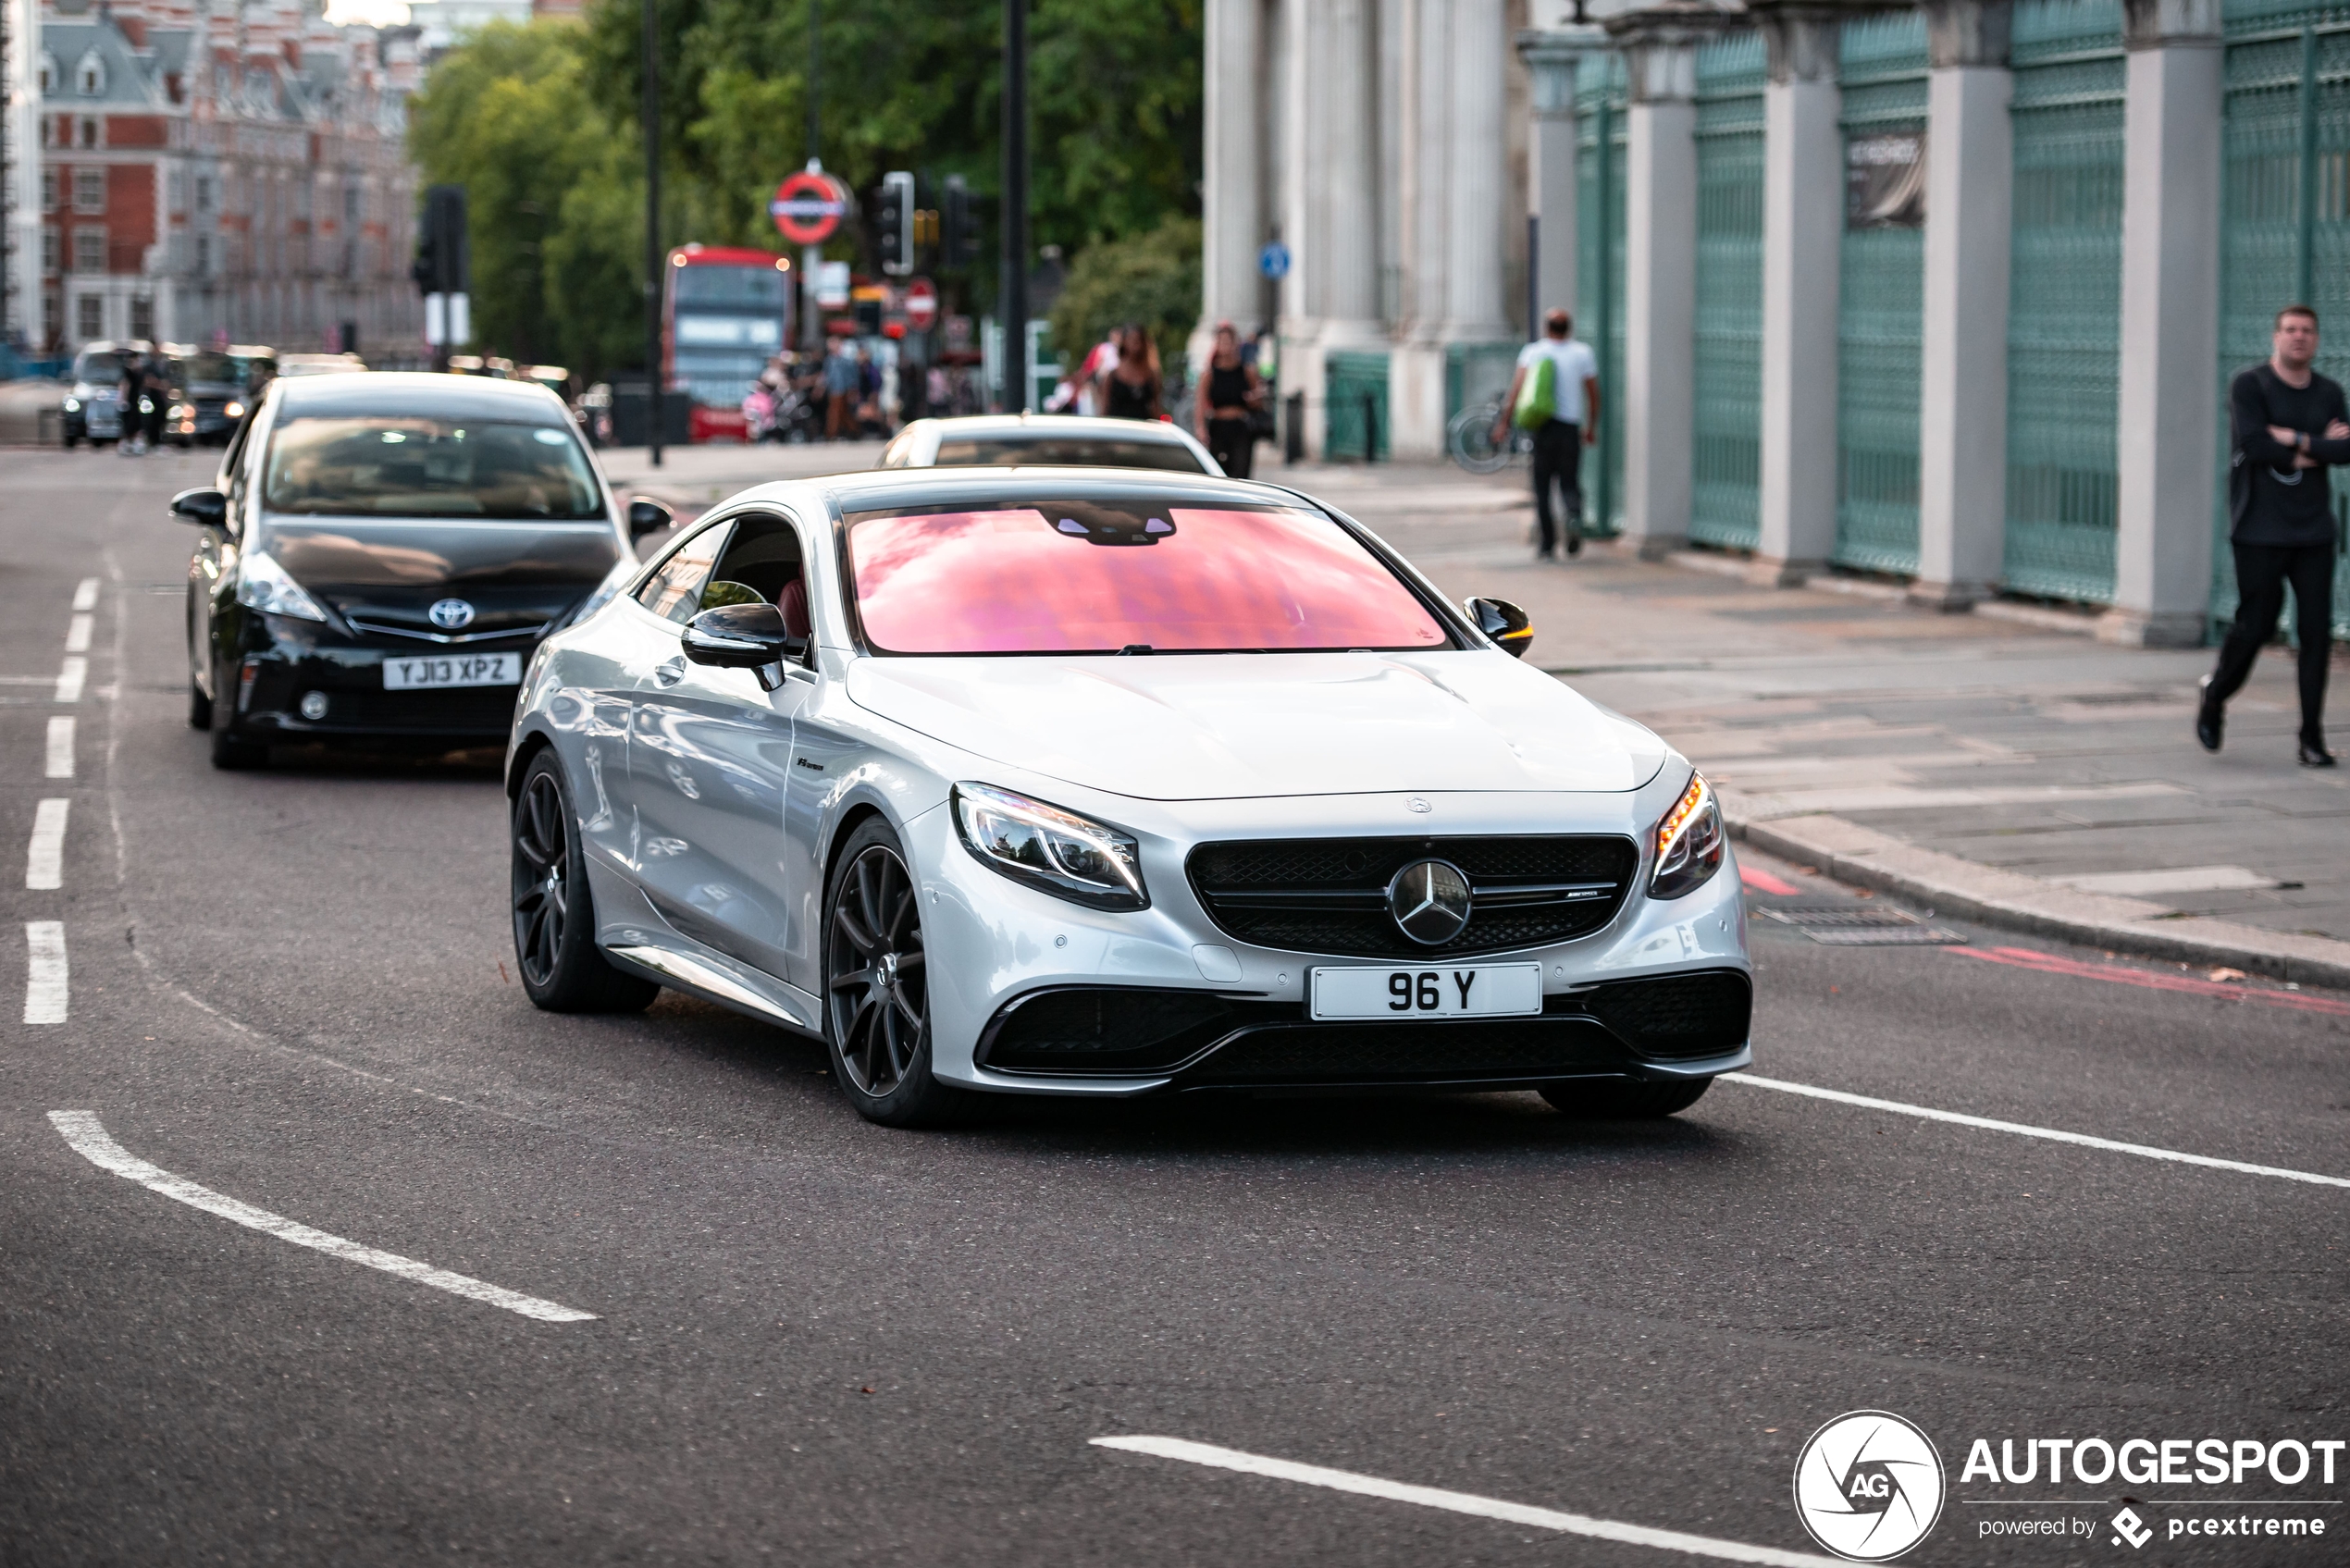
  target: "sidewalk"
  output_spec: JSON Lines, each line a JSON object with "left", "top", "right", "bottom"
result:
{"left": 1292, "top": 458, "right": 2350, "bottom": 990}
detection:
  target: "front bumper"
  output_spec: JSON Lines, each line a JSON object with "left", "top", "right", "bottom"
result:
{"left": 222, "top": 617, "right": 530, "bottom": 742}
{"left": 907, "top": 783, "right": 1751, "bottom": 1097}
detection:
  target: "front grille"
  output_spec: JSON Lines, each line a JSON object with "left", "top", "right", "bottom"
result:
{"left": 1187, "top": 834, "right": 1639, "bottom": 958}
{"left": 1558, "top": 969, "right": 1750, "bottom": 1060}
{"left": 1183, "top": 1016, "right": 1623, "bottom": 1086}
{"left": 341, "top": 614, "right": 554, "bottom": 645}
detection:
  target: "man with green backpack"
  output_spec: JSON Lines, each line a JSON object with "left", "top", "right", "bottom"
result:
{"left": 1493, "top": 307, "right": 1602, "bottom": 558}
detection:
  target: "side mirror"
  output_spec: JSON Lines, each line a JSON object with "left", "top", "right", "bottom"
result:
{"left": 681, "top": 603, "right": 810, "bottom": 691}
{"left": 170, "top": 487, "right": 228, "bottom": 526}
{"left": 626, "top": 497, "right": 674, "bottom": 541}
{"left": 1466, "top": 597, "right": 1533, "bottom": 658}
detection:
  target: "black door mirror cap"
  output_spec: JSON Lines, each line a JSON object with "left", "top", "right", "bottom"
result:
{"left": 626, "top": 497, "right": 674, "bottom": 540}
{"left": 1465, "top": 596, "right": 1534, "bottom": 658}
{"left": 170, "top": 487, "right": 229, "bottom": 526}
{"left": 681, "top": 602, "right": 810, "bottom": 689}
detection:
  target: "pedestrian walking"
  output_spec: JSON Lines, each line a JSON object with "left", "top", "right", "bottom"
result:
{"left": 118, "top": 352, "right": 147, "bottom": 455}
{"left": 1194, "top": 320, "right": 1266, "bottom": 479}
{"left": 2198, "top": 303, "right": 2345, "bottom": 768}
{"left": 1097, "top": 324, "right": 1161, "bottom": 422}
{"left": 822, "top": 339, "right": 858, "bottom": 440}
{"left": 1495, "top": 308, "right": 1601, "bottom": 558}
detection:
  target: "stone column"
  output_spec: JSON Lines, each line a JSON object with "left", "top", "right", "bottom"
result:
{"left": 1516, "top": 27, "right": 1608, "bottom": 330}
{"left": 1280, "top": 0, "right": 1381, "bottom": 459}
{"left": 1391, "top": 0, "right": 1456, "bottom": 463}
{"left": 1195, "top": 0, "right": 1267, "bottom": 372}
{"left": 1911, "top": 0, "right": 2014, "bottom": 610}
{"left": 1443, "top": 0, "right": 1514, "bottom": 342}
{"left": 1750, "top": 6, "right": 1845, "bottom": 586}
{"left": 2102, "top": 0, "right": 2222, "bottom": 646}
{"left": 1614, "top": 19, "right": 1704, "bottom": 559}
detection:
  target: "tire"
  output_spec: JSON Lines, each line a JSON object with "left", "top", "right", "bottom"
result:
{"left": 1446, "top": 403, "right": 1512, "bottom": 475}
{"left": 187, "top": 680, "right": 213, "bottom": 731}
{"left": 1540, "top": 1077, "right": 1712, "bottom": 1120}
{"left": 209, "top": 722, "right": 268, "bottom": 769}
{"left": 511, "top": 752, "right": 662, "bottom": 1013}
{"left": 822, "top": 817, "right": 974, "bottom": 1129}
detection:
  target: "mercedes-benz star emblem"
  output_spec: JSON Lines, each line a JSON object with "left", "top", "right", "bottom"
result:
{"left": 1387, "top": 858, "right": 1472, "bottom": 945}
{"left": 427, "top": 598, "right": 476, "bottom": 631}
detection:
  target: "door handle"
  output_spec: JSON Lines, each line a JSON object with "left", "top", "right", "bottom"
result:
{"left": 653, "top": 657, "right": 686, "bottom": 686}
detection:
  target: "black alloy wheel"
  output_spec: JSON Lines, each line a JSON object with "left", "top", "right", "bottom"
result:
{"left": 1540, "top": 1077, "right": 1712, "bottom": 1119}
{"left": 510, "top": 752, "right": 660, "bottom": 1013}
{"left": 822, "top": 819, "right": 971, "bottom": 1128}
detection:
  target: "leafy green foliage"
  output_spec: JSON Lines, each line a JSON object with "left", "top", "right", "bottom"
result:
{"left": 1047, "top": 215, "right": 1203, "bottom": 371}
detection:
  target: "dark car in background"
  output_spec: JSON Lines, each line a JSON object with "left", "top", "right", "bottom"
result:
{"left": 60, "top": 340, "right": 154, "bottom": 446}
{"left": 173, "top": 373, "right": 673, "bottom": 768}
{"left": 165, "top": 344, "right": 276, "bottom": 447}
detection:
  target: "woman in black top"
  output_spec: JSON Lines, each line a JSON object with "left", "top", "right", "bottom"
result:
{"left": 1194, "top": 320, "right": 1264, "bottom": 478}
{"left": 1098, "top": 324, "right": 1161, "bottom": 422}
{"left": 2200, "top": 304, "right": 2349, "bottom": 767}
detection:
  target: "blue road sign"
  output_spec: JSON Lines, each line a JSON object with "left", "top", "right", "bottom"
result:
{"left": 1258, "top": 241, "right": 1292, "bottom": 280}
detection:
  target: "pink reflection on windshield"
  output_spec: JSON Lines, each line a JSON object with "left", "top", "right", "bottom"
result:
{"left": 848, "top": 507, "right": 1447, "bottom": 653}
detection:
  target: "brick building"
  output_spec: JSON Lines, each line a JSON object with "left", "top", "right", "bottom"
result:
{"left": 18, "top": 0, "right": 421, "bottom": 356}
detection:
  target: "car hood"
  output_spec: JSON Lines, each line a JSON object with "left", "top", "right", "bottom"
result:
{"left": 845, "top": 652, "right": 1669, "bottom": 800}
{"left": 263, "top": 518, "right": 622, "bottom": 637}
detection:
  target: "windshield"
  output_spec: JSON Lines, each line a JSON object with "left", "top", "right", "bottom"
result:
{"left": 174, "top": 352, "right": 266, "bottom": 388}
{"left": 73, "top": 350, "right": 130, "bottom": 384}
{"left": 845, "top": 500, "right": 1450, "bottom": 655}
{"left": 933, "top": 436, "right": 1209, "bottom": 474}
{"left": 263, "top": 416, "right": 606, "bottom": 520}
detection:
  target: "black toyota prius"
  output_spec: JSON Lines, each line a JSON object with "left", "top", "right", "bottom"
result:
{"left": 176, "top": 372, "right": 671, "bottom": 768}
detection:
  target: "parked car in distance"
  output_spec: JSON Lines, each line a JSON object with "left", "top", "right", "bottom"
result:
{"left": 174, "top": 372, "right": 674, "bottom": 769}
{"left": 165, "top": 343, "right": 275, "bottom": 447}
{"left": 877, "top": 414, "right": 1221, "bottom": 475}
{"left": 276, "top": 352, "right": 369, "bottom": 377}
{"left": 60, "top": 340, "right": 155, "bottom": 447}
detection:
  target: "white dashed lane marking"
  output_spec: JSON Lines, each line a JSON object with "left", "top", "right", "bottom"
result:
{"left": 64, "top": 615, "right": 93, "bottom": 654}
{"left": 53, "top": 658, "right": 85, "bottom": 703}
{"left": 1724, "top": 1075, "right": 2350, "bottom": 1190}
{"left": 23, "top": 921, "right": 67, "bottom": 1024}
{"left": 46, "top": 1112, "right": 600, "bottom": 1324}
{"left": 71, "top": 577, "right": 98, "bottom": 612}
{"left": 44, "top": 717, "right": 73, "bottom": 779}
{"left": 25, "top": 798, "right": 67, "bottom": 890}
{"left": 1092, "top": 1437, "right": 1839, "bottom": 1567}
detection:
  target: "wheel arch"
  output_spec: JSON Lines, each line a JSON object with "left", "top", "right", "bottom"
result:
{"left": 507, "top": 724, "right": 556, "bottom": 799}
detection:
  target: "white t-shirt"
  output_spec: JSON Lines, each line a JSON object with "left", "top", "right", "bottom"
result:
{"left": 1516, "top": 337, "right": 1598, "bottom": 425}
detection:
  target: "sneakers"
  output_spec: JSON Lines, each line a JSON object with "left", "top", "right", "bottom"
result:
{"left": 2195, "top": 676, "right": 2223, "bottom": 753}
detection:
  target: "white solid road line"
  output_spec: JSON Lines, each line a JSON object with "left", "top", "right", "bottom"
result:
{"left": 45, "top": 716, "right": 74, "bottom": 779}
{"left": 1725, "top": 1075, "right": 2350, "bottom": 1190}
{"left": 25, "top": 798, "right": 67, "bottom": 890}
{"left": 46, "top": 1112, "right": 600, "bottom": 1324}
{"left": 53, "top": 658, "right": 85, "bottom": 703}
{"left": 1093, "top": 1437, "right": 1839, "bottom": 1568}
{"left": 72, "top": 577, "right": 99, "bottom": 612}
{"left": 64, "top": 614, "right": 93, "bottom": 654}
{"left": 24, "top": 921, "right": 67, "bottom": 1024}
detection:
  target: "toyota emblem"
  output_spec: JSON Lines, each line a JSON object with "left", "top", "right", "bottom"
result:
{"left": 1387, "top": 858, "right": 1472, "bottom": 945}
{"left": 427, "top": 598, "right": 476, "bottom": 631}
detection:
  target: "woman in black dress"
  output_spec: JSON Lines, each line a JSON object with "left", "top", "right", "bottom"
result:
{"left": 1097, "top": 324, "right": 1161, "bottom": 422}
{"left": 1193, "top": 320, "right": 1264, "bottom": 478}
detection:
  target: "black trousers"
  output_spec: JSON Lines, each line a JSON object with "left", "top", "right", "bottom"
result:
{"left": 1206, "top": 417, "right": 1254, "bottom": 480}
{"left": 2208, "top": 540, "right": 2337, "bottom": 743}
{"left": 1531, "top": 421, "right": 1583, "bottom": 552}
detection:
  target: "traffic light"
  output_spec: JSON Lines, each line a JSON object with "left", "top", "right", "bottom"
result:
{"left": 942, "top": 174, "right": 976, "bottom": 271}
{"left": 412, "top": 184, "right": 470, "bottom": 295}
{"left": 878, "top": 170, "right": 915, "bottom": 277}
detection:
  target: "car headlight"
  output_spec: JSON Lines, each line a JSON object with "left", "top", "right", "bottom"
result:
{"left": 225, "top": 401, "right": 245, "bottom": 418}
{"left": 63, "top": 397, "right": 80, "bottom": 413}
{"left": 234, "top": 549, "right": 328, "bottom": 623}
{"left": 952, "top": 783, "right": 1147, "bottom": 910}
{"left": 1649, "top": 771, "right": 1725, "bottom": 900}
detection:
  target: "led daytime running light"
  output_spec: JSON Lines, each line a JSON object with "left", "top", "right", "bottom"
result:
{"left": 1650, "top": 771, "right": 1726, "bottom": 900}
{"left": 1656, "top": 774, "right": 1710, "bottom": 860}
{"left": 951, "top": 783, "right": 1147, "bottom": 911}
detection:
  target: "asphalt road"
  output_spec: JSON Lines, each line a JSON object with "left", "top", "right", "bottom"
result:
{"left": 3, "top": 448, "right": 2345, "bottom": 1567}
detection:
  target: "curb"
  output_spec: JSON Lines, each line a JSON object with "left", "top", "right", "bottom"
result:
{"left": 1727, "top": 807, "right": 2350, "bottom": 993}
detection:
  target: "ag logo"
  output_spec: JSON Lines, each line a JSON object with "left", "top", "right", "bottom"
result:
{"left": 1792, "top": 1410, "right": 1946, "bottom": 1562}
{"left": 427, "top": 598, "right": 476, "bottom": 631}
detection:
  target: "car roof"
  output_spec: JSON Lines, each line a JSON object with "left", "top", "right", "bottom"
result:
{"left": 796, "top": 465, "right": 1313, "bottom": 515}
{"left": 915, "top": 414, "right": 1194, "bottom": 443}
{"left": 273, "top": 371, "right": 570, "bottom": 425}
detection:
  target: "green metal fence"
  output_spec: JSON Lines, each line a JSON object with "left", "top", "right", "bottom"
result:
{"left": 1577, "top": 52, "right": 1629, "bottom": 538}
{"left": 1834, "top": 12, "right": 1929, "bottom": 575}
{"left": 2217, "top": 0, "right": 2350, "bottom": 641}
{"left": 1691, "top": 31, "right": 1767, "bottom": 551}
{"left": 2002, "top": 0, "right": 2127, "bottom": 603}
{"left": 1323, "top": 349, "right": 1391, "bottom": 462}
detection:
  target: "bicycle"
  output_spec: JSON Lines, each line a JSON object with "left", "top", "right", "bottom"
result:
{"left": 1447, "top": 399, "right": 1532, "bottom": 475}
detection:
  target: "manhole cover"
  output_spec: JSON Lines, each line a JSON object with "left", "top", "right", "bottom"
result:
{"left": 1757, "top": 905, "right": 1967, "bottom": 945}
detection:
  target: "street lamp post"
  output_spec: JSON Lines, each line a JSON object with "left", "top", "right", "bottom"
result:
{"left": 1001, "top": 0, "right": 1028, "bottom": 413}
{"left": 642, "top": 0, "right": 663, "bottom": 466}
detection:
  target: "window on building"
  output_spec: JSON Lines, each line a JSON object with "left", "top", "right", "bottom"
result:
{"left": 196, "top": 176, "right": 214, "bottom": 214}
{"left": 76, "top": 53, "right": 105, "bottom": 97}
{"left": 343, "top": 183, "right": 360, "bottom": 225}
{"left": 195, "top": 235, "right": 211, "bottom": 276}
{"left": 42, "top": 228, "right": 59, "bottom": 276}
{"left": 73, "top": 228, "right": 106, "bottom": 274}
{"left": 38, "top": 52, "right": 57, "bottom": 93}
{"left": 42, "top": 169, "right": 56, "bottom": 211}
{"left": 77, "top": 296, "right": 103, "bottom": 341}
{"left": 43, "top": 291, "right": 62, "bottom": 346}
{"left": 77, "top": 117, "right": 97, "bottom": 149}
{"left": 130, "top": 298, "right": 154, "bottom": 340}
{"left": 73, "top": 169, "right": 105, "bottom": 215}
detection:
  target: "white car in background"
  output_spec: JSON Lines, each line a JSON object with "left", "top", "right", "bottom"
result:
{"left": 877, "top": 414, "right": 1220, "bottom": 475}
{"left": 505, "top": 467, "right": 1750, "bottom": 1128}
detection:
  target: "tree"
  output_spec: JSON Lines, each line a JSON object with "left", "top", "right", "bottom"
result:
{"left": 1047, "top": 215, "right": 1202, "bottom": 374}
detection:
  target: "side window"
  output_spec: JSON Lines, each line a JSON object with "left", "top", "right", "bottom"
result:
{"left": 704, "top": 513, "right": 805, "bottom": 610}
{"left": 634, "top": 522, "right": 735, "bottom": 623}
{"left": 221, "top": 411, "right": 257, "bottom": 529}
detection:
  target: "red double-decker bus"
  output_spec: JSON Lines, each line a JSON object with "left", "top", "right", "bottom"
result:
{"left": 664, "top": 243, "right": 794, "bottom": 442}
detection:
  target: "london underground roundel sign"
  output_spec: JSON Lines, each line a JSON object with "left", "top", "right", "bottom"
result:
{"left": 771, "top": 171, "right": 848, "bottom": 246}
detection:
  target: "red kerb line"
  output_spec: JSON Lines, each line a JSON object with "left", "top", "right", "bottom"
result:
{"left": 1948, "top": 945, "right": 2350, "bottom": 1016}
{"left": 1738, "top": 865, "right": 1802, "bottom": 897}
